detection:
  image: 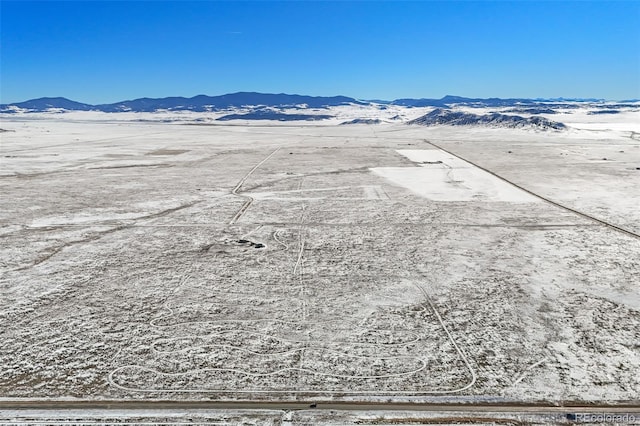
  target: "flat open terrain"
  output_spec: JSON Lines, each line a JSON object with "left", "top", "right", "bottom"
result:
{"left": 1, "top": 116, "right": 639, "bottom": 405}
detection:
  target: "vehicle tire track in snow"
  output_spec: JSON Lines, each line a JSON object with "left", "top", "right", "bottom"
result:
{"left": 293, "top": 205, "right": 307, "bottom": 322}
{"left": 413, "top": 283, "right": 478, "bottom": 394}
{"left": 273, "top": 229, "right": 289, "bottom": 250}
{"left": 509, "top": 358, "right": 548, "bottom": 389}
{"left": 293, "top": 201, "right": 308, "bottom": 394}
{"left": 229, "top": 147, "right": 281, "bottom": 225}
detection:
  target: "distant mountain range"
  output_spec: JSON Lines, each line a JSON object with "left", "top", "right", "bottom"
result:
{"left": 0, "top": 93, "right": 365, "bottom": 113}
{"left": 2, "top": 92, "right": 634, "bottom": 114}
{"left": 391, "top": 95, "right": 541, "bottom": 108}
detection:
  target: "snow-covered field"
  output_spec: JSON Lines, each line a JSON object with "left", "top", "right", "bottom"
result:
{"left": 1, "top": 109, "right": 639, "bottom": 407}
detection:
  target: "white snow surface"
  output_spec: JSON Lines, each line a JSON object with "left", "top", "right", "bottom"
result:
{"left": 371, "top": 150, "right": 538, "bottom": 203}
{"left": 1, "top": 106, "right": 639, "bottom": 405}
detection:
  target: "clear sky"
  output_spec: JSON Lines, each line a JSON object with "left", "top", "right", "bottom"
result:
{"left": 1, "top": 1, "right": 639, "bottom": 103}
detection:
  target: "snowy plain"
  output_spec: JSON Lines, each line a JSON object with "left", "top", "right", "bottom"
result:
{"left": 1, "top": 105, "right": 639, "bottom": 422}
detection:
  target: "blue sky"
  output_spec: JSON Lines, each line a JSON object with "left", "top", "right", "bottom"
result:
{"left": 1, "top": 1, "right": 639, "bottom": 103}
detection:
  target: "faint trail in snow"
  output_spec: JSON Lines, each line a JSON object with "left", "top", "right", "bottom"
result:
{"left": 241, "top": 224, "right": 263, "bottom": 240}
{"left": 510, "top": 358, "right": 547, "bottom": 388}
{"left": 413, "top": 283, "right": 478, "bottom": 394}
{"left": 2, "top": 131, "right": 172, "bottom": 154}
{"left": 293, "top": 197, "right": 309, "bottom": 394}
{"left": 229, "top": 147, "right": 281, "bottom": 225}
{"left": 293, "top": 176, "right": 308, "bottom": 321}
{"left": 273, "top": 229, "right": 289, "bottom": 250}
{"left": 14, "top": 200, "right": 202, "bottom": 272}
{"left": 15, "top": 225, "right": 126, "bottom": 271}
{"left": 149, "top": 264, "right": 196, "bottom": 329}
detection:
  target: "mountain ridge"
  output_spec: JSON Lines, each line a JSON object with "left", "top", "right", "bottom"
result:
{"left": 1, "top": 92, "right": 366, "bottom": 113}
{"left": 1, "top": 93, "right": 628, "bottom": 113}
